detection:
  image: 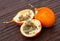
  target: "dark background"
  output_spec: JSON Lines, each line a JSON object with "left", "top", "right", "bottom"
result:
{"left": 0, "top": 0, "right": 60, "bottom": 41}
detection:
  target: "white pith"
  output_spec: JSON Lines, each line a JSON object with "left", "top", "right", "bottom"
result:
{"left": 13, "top": 9, "right": 34, "bottom": 22}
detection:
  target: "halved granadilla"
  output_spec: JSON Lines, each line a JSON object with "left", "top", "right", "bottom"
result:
{"left": 20, "top": 19, "right": 42, "bottom": 37}
{"left": 3, "top": 9, "right": 34, "bottom": 25}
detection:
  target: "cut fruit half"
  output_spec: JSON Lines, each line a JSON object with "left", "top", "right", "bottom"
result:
{"left": 20, "top": 19, "right": 42, "bottom": 37}
{"left": 13, "top": 9, "right": 34, "bottom": 25}
{"left": 3, "top": 9, "right": 34, "bottom": 25}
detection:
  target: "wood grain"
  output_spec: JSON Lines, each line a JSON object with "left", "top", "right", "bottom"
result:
{"left": 0, "top": 0, "right": 60, "bottom": 41}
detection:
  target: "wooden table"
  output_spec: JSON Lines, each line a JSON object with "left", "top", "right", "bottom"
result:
{"left": 0, "top": 0, "right": 60, "bottom": 41}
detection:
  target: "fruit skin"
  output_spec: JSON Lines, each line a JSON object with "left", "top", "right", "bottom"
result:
{"left": 13, "top": 20, "right": 23, "bottom": 25}
{"left": 35, "top": 7, "right": 56, "bottom": 28}
{"left": 20, "top": 19, "right": 42, "bottom": 38}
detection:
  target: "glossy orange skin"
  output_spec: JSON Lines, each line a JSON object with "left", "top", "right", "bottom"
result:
{"left": 35, "top": 7, "right": 55, "bottom": 28}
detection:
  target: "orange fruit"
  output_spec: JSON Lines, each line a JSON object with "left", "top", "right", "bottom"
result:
{"left": 20, "top": 19, "right": 42, "bottom": 37}
{"left": 35, "top": 7, "right": 55, "bottom": 28}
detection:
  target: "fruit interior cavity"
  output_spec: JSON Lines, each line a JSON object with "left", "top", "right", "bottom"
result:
{"left": 23, "top": 21, "right": 38, "bottom": 35}
{"left": 18, "top": 11, "right": 31, "bottom": 21}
